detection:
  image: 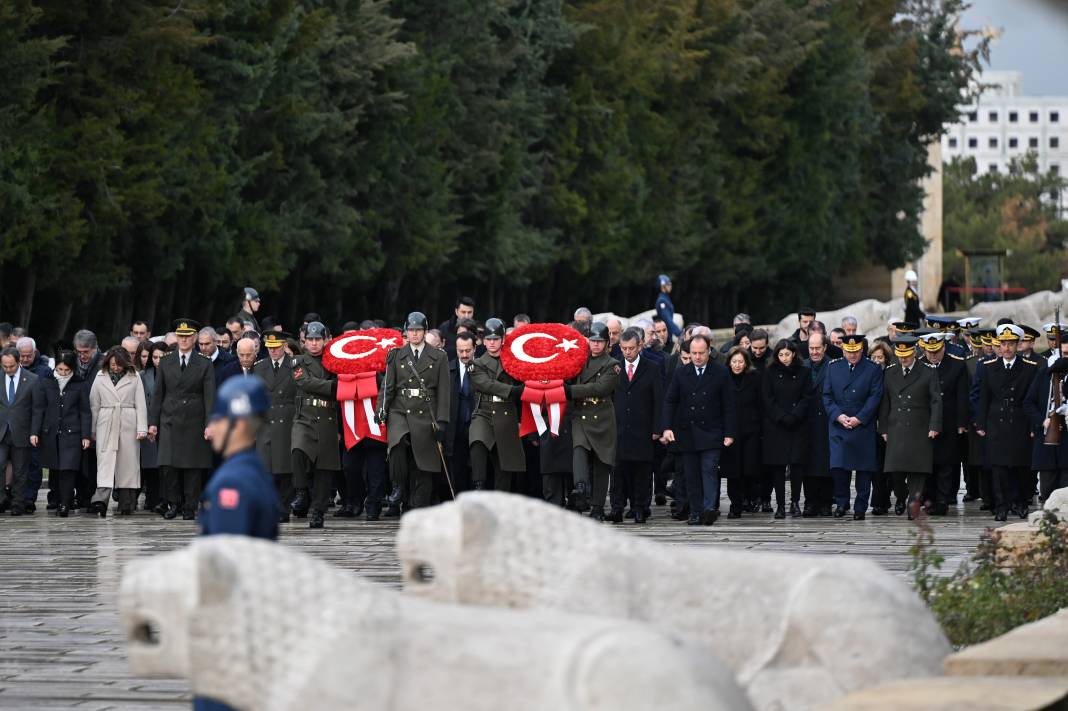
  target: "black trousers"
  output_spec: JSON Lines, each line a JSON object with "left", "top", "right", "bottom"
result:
{"left": 991, "top": 465, "right": 1028, "bottom": 514}
{"left": 542, "top": 473, "right": 571, "bottom": 507}
{"left": 892, "top": 472, "right": 927, "bottom": 503}
{"left": 274, "top": 472, "right": 294, "bottom": 514}
{"left": 979, "top": 466, "right": 994, "bottom": 503}
{"left": 803, "top": 476, "right": 834, "bottom": 511}
{"left": 0, "top": 437, "right": 30, "bottom": 512}
{"left": 471, "top": 441, "right": 516, "bottom": 493}
{"left": 724, "top": 476, "right": 745, "bottom": 512}
{"left": 573, "top": 447, "right": 611, "bottom": 512}
{"left": 1040, "top": 469, "right": 1068, "bottom": 501}
{"left": 933, "top": 461, "right": 960, "bottom": 507}
{"left": 161, "top": 467, "right": 203, "bottom": 514}
{"left": 53, "top": 469, "right": 78, "bottom": 508}
{"left": 343, "top": 440, "right": 388, "bottom": 513}
{"left": 142, "top": 467, "right": 161, "bottom": 510}
{"left": 871, "top": 471, "right": 892, "bottom": 510}
{"left": 965, "top": 464, "right": 982, "bottom": 497}
{"left": 450, "top": 425, "right": 473, "bottom": 493}
{"left": 768, "top": 465, "right": 803, "bottom": 508}
{"left": 611, "top": 460, "right": 653, "bottom": 515}
{"left": 292, "top": 449, "right": 335, "bottom": 514}
{"left": 390, "top": 436, "right": 435, "bottom": 509}
{"left": 651, "top": 442, "right": 668, "bottom": 498}
{"left": 77, "top": 447, "right": 96, "bottom": 508}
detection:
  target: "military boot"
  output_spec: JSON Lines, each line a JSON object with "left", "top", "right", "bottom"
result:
{"left": 291, "top": 488, "right": 310, "bottom": 518}
{"left": 309, "top": 511, "right": 325, "bottom": 529}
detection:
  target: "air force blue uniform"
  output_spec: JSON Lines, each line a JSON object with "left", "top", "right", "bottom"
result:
{"left": 199, "top": 448, "right": 280, "bottom": 540}
{"left": 656, "top": 292, "right": 682, "bottom": 339}
{"left": 822, "top": 357, "right": 884, "bottom": 511}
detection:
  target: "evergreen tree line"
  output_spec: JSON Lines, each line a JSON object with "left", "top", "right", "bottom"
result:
{"left": 1, "top": 0, "right": 985, "bottom": 346}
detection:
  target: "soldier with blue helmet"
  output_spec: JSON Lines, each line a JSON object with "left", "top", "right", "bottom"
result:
{"left": 194, "top": 376, "right": 279, "bottom": 711}
{"left": 654, "top": 275, "right": 682, "bottom": 340}
{"left": 199, "top": 376, "right": 279, "bottom": 540}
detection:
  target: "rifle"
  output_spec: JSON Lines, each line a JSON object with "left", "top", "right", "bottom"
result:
{"left": 1045, "top": 308, "right": 1063, "bottom": 446}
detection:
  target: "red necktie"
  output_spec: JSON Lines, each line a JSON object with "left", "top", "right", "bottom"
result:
{"left": 627, "top": 362, "right": 635, "bottom": 381}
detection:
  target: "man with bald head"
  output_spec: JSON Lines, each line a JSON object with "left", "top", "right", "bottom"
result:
{"left": 606, "top": 317, "right": 624, "bottom": 360}
{"left": 121, "top": 337, "right": 139, "bottom": 362}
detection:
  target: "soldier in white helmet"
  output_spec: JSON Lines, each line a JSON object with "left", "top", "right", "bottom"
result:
{"left": 903, "top": 269, "right": 924, "bottom": 326}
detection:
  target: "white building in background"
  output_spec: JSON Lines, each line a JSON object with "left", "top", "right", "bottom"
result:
{"left": 941, "top": 70, "right": 1068, "bottom": 208}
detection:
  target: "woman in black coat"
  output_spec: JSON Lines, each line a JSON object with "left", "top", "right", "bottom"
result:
{"left": 720, "top": 347, "right": 762, "bottom": 518}
{"left": 38, "top": 352, "right": 91, "bottom": 517}
{"left": 762, "top": 339, "right": 812, "bottom": 518}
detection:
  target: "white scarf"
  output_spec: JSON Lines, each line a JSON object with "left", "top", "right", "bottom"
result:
{"left": 55, "top": 373, "right": 73, "bottom": 394}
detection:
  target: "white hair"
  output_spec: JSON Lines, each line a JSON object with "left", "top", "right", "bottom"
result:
{"left": 841, "top": 316, "right": 858, "bottom": 327}
{"left": 15, "top": 337, "right": 36, "bottom": 352}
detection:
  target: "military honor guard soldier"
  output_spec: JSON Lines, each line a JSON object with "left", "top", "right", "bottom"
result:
{"left": 380, "top": 312, "right": 451, "bottom": 510}
{"left": 289, "top": 321, "right": 341, "bottom": 528}
{"left": 1024, "top": 334, "right": 1068, "bottom": 502}
{"left": 878, "top": 335, "right": 942, "bottom": 519}
{"left": 252, "top": 331, "right": 297, "bottom": 523}
{"left": 468, "top": 318, "right": 525, "bottom": 492}
{"left": 148, "top": 319, "right": 215, "bottom": 520}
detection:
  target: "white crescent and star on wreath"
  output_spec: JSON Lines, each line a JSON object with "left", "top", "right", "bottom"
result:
{"left": 509, "top": 332, "right": 580, "bottom": 364}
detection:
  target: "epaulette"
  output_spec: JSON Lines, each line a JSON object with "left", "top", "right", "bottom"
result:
{"left": 1022, "top": 358, "right": 1038, "bottom": 365}
{"left": 829, "top": 357, "right": 843, "bottom": 363}
{"left": 197, "top": 351, "right": 210, "bottom": 358}
{"left": 886, "top": 362, "right": 900, "bottom": 370}
{"left": 948, "top": 353, "right": 964, "bottom": 361}
{"left": 923, "top": 361, "right": 936, "bottom": 368}
{"left": 981, "top": 356, "right": 998, "bottom": 364}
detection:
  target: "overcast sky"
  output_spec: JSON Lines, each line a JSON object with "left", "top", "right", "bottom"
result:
{"left": 961, "top": 0, "right": 1068, "bottom": 95}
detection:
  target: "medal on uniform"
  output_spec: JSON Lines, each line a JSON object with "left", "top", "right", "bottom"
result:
{"left": 501, "top": 323, "right": 588, "bottom": 437}
{"left": 322, "top": 328, "right": 402, "bottom": 449}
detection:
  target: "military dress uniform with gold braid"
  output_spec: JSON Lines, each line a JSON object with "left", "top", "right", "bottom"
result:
{"left": 149, "top": 319, "right": 215, "bottom": 520}
{"left": 469, "top": 348, "right": 524, "bottom": 492}
{"left": 878, "top": 337, "right": 942, "bottom": 511}
{"left": 290, "top": 324, "right": 341, "bottom": 525}
{"left": 253, "top": 332, "right": 296, "bottom": 518}
{"left": 567, "top": 324, "right": 620, "bottom": 518}
{"left": 977, "top": 324, "right": 1040, "bottom": 520}
{"left": 381, "top": 321, "right": 451, "bottom": 509}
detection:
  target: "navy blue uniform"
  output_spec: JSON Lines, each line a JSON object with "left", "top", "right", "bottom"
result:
{"left": 823, "top": 357, "right": 884, "bottom": 512}
{"left": 195, "top": 447, "right": 279, "bottom": 711}
{"left": 655, "top": 293, "right": 682, "bottom": 338}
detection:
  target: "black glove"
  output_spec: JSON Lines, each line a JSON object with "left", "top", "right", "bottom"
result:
{"left": 510, "top": 384, "right": 524, "bottom": 400}
{"left": 435, "top": 422, "right": 447, "bottom": 443}
{"left": 563, "top": 382, "right": 572, "bottom": 399}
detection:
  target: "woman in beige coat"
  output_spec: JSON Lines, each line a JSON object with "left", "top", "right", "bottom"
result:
{"left": 90, "top": 347, "right": 148, "bottom": 517}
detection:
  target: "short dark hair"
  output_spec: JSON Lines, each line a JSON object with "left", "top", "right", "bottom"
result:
{"left": 454, "top": 332, "right": 476, "bottom": 347}
{"left": 688, "top": 334, "right": 711, "bottom": 350}
{"left": 569, "top": 320, "right": 590, "bottom": 338}
{"left": 457, "top": 318, "right": 479, "bottom": 333}
{"left": 749, "top": 328, "right": 769, "bottom": 343}
{"left": 131, "top": 319, "right": 151, "bottom": 332}
{"left": 679, "top": 337, "right": 692, "bottom": 353}
{"left": 651, "top": 315, "right": 664, "bottom": 324}
{"left": 457, "top": 296, "right": 475, "bottom": 308}
{"left": 798, "top": 307, "right": 816, "bottom": 318}
{"left": 513, "top": 313, "right": 531, "bottom": 324}
{"left": 831, "top": 327, "right": 846, "bottom": 337}
{"left": 620, "top": 328, "right": 643, "bottom": 345}
{"left": 0, "top": 346, "right": 18, "bottom": 362}
{"left": 226, "top": 316, "right": 243, "bottom": 327}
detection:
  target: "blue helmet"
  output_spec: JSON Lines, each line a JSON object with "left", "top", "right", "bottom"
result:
{"left": 657, "top": 274, "right": 671, "bottom": 288}
{"left": 211, "top": 376, "right": 271, "bottom": 421}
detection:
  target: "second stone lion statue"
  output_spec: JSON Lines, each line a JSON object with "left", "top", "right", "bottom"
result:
{"left": 120, "top": 535, "right": 752, "bottom": 711}
{"left": 396, "top": 492, "right": 951, "bottom": 711}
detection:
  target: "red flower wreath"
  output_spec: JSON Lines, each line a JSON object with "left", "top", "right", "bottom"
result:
{"left": 500, "top": 322, "right": 589, "bottom": 382}
{"left": 322, "top": 328, "right": 403, "bottom": 375}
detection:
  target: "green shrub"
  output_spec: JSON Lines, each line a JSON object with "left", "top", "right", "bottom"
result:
{"left": 911, "top": 512, "right": 1068, "bottom": 647}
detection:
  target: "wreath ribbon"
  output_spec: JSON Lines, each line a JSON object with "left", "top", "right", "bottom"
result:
{"left": 519, "top": 379, "right": 567, "bottom": 438}
{"left": 336, "top": 372, "right": 385, "bottom": 448}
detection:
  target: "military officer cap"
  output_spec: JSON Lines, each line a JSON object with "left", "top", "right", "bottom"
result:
{"left": 912, "top": 328, "right": 937, "bottom": 337}
{"left": 965, "top": 328, "right": 983, "bottom": 347}
{"left": 589, "top": 321, "right": 610, "bottom": 342}
{"left": 172, "top": 318, "right": 200, "bottom": 336}
{"left": 978, "top": 328, "right": 996, "bottom": 347}
{"left": 996, "top": 324, "right": 1024, "bottom": 342}
{"left": 918, "top": 332, "right": 946, "bottom": 352}
{"left": 243, "top": 287, "right": 260, "bottom": 301}
{"left": 263, "top": 331, "right": 288, "bottom": 349}
{"left": 1020, "top": 325, "right": 1040, "bottom": 342}
{"left": 893, "top": 335, "right": 919, "bottom": 358}
{"left": 841, "top": 334, "right": 866, "bottom": 353}
{"left": 211, "top": 376, "right": 270, "bottom": 422}
{"left": 957, "top": 316, "right": 981, "bottom": 329}
{"left": 1044, "top": 323, "right": 1068, "bottom": 338}
{"left": 483, "top": 318, "right": 506, "bottom": 339}
{"left": 658, "top": 274, "right": 672, "bottom": 287}
{"left": 926, "top": 315, "right": 958, "bottom": 331}
{"left": 304, "top": 321, "right": 327, "bottom": 340}
{"left": 405, "top": 311, "right": 429, "bottom": 331}
{"left": 891, "top": 321, "right": 918, "bottom": 333}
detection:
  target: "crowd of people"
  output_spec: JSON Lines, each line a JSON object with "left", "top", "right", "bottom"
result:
{"left": 1, "top": 277, "right": 1066, "bottom": 529}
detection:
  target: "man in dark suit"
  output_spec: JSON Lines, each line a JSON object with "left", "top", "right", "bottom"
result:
{"left": 977, "top": 324, "right": 1040, "bottom": 521}
{"left": 149, "top": 319, "right": 216, "bottom": 520}
{"left": 198, "top": 326, "right": 238, "bottom": 390}
{"left": 611, "top": 327, "right": 663, "bottom": 523}
{"left": 0, "top": 347, "right": 45, "bottom": 515}
{"left": 446, "top": 332, "right": 477, "bottom": 494}
{"left": 824, "top": 334, "right": 884, "bottom": 520}
{"left": 662, "top": 334, "right": 736, "bottom": 526}
{"left": 72, "top": 329, "right": 102, "bottom": 509}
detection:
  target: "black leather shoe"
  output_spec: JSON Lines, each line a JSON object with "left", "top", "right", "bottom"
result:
{"left": 309, "top": 512, "right": 325, "bottom": 529}
{"left": 473, "top": 480, "right": 485, "bottom": 490}
{"left": 819, "top": 506, "right": 833, "bottom": 517}
{"left": 163, "top": 505, "right": 178, "bottom": 519}
{"left": 670, "top": 508, "right": 689, "bottom": 521}
{"left": 687, "top": 515, "right": 701, "bottom": 526}
{"left": 790, "top": 502, "right": 802, "bottom": 517}
{"left": 46, "top": 501, "right": 59, "bottom": 511}
{"left": 655, "top": 494, "right": 666, "bottom": 506}
{"left": 569, "top": 483, "right": 590, "bottom": 512}
{"left": 10, "top": 507, "right": 24, "bottom": 516}
{"left": 774, "top": 508, "right": 786, "bottom": 519}
{"left": 57, "top": 504, "right": 69, "bottom": 517}
{"left": 182, "top": 510, "right": 195, "bottom": 521}
{"left": 727, "top": 509, "right": 742, "bottom": 519}
{"left": 607, "top": 509, "right": 624, "bottom": 524}
{"left": 871, "top": 507, "right": 887, "bottom": 516}
{"left": 278, "top": 513, "right": 290, "bottom": 523}
{"left": 291, "top": 489, "right": 310, "bottom": 518}
{"left": 634, "top": 511, "right": 648, "bottom": 524}
{"left": 700, "top": 509, "right": 718, "bottom": 526}
{"left": 383, "top": 504, "right": 401, "bottom": 518}
{"left": 853, "top": 512, "right": 866, "bottom": 521}
{"left": 994, "top": 511, "right": 1007, "bottom": 522}
{"left": 979, "top": 502, "right": 992, "bottom": 511}
{"left": 834, "top": 508, "right": 846, "bottom": 519}
{"left": 588, "top": 509, "right": 605, "bottom": 522}
{"left": 0, "top": 499, "right": 10, "bottom": 514}
{"left": 801, "top": 507, "right": 817, "bottom": 518}
{"left": 962, "top": 493, "right": 978, "bottom": 502}
{"left": 25, "top": 502, "right": 36, "bottom": 513}
{"left": 333, "top": 503, "right": 356, "bottom": 518}
{"left": 366, "top": 509, "right": 380, "bottom": 521}
{"left": 894, "top": 502, "right": 906, "bottom": 516}
{"left": 760, "top": 501, "right": 773, "bottom": 513}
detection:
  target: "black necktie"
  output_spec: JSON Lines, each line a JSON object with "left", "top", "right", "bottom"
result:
{"left": 274, "top": 360, "right": 280, "bottom": 373}
{"left": 903, "top": 367, "right": 910, "bottom": 378}
{"left": 696, "top": 367, "right": 703, "bottom": 378}
{"left": 181, "top": 355, "right": 187, "bottom": 371}
{"left": 849, "top": 364, "right": 854, "bottom": 372}
{"left": 413, "top": 349, "right": 420, "bottom": 361}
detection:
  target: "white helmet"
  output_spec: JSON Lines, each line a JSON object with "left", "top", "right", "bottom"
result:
{"left": 904, "top": 269, "right": 918, "bottom": 283}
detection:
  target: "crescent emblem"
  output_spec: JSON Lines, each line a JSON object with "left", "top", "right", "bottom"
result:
{"left": 510, "top": 332, "right": 560, "bottom": 364}
{"left": 328, "top": 334, "right": 378, "bottom": 360}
